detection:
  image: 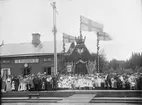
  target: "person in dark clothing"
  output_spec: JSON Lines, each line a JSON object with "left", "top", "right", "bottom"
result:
{"left": 136, "top": 76, "right": 140, "bottom": 90}
{"left": 46, "top": 76, "right": 52, "bottom": 91}
{"left": 24, "top": 67, "right": 30, "bottom": 77}
{"left": 139, "top": 75, "right": 142, "bottom": 90}
{"left": 52, "top": 76, "right": 57, "bottom": 90}
{"left": 41, "top": 75, "right": 47, "bottom": 91}
{"left": 12, "top": 76, "right": 19, "bottom": 91}
{"left": 116, "top": 78, "right": 122, "bottom": 90}
{"left": 41, "top": 76, "right": 47, "bottom": 91}
{"left": 0, "top": 75, "right": 2, "bottom": 91}
{"left": 23, "top": 64, "right": 31, "bottom": 77}
{"left": 125, "top": 78, "right": 130, "bottom": 90}
{"left": 39, "top": 77, "right": 42, "bottom": 91}
{"left": 33, "top": 76, "right": 40, "bottom": 91}
{"left": 105, "top": 74, "right": 112, "bottom": 89}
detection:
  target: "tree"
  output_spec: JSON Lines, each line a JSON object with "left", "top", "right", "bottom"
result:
{"left": 108, "top": 52, "right": 142, "bottom": 73}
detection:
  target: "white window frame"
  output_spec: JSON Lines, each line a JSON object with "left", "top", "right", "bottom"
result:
{"left": 1, "top": 68, "right": 11, "bottom": 77}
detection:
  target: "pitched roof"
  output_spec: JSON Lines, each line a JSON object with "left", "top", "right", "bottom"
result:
{"left": 0, "top": 41, "right": 70, "bottom": 57}
{"left": 65, "top": 43, "right": 93, "bottom": 62}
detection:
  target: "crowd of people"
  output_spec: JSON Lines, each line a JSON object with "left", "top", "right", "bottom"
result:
{"left": 58, "top": 73, "right": 142, "bottom": 90}
{"left": 1, "top": 72, "right": 57, "bottom": 92}
{"left": 1, "top": 72, "right": 142, "bottom": 92}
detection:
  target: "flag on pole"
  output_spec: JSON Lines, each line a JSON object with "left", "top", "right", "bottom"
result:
{"left": 97, "top": 31, "right": 112, "bottom": 41}
{"left": 80, "top": 15, "right": 103, "bottom": 32}
{"left": 63, "top": 33, "right": 76, "bottom": 43}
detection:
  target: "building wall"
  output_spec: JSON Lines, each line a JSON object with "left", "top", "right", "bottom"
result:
{"left": 0, "top": 54, "right": 62, "bottom": 76}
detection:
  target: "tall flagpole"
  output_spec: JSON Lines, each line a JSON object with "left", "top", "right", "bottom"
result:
{"left": 52, "top": 2, "right": 57, "bottom": 76}
{"left": 63, "top": 35, "right": 65, "bottom": 53}
{"left": 97, "top": 32, "right": 100, "bottom": 73}
{"left": 80, "top": 16, "right": 83, "bottom": 38}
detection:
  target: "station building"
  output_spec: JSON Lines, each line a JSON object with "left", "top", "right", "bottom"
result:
{"left": 0, "top": 33, "right": 64, "bottom": 76}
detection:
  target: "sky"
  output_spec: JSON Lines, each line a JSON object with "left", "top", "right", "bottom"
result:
{"left": 0, "top": 0, "right": 142, "bottom": 61}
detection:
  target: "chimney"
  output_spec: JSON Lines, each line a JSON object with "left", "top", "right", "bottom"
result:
{"left": 32, "top": 33, "right": 41, "bottom": 47}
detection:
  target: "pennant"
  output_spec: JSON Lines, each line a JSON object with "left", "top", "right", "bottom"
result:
{"left": 97, "top": 31, "right": 112, "bottom": 41}
{"left": 80, "top": 16, "right": 103, "bottom": 32}
{"left": 63, "top": 33, "right": 76, "bottom": 43}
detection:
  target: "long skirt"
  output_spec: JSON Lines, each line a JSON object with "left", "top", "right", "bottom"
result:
{"left": 2, "top": 81, "right": 6, "bottom": 91}
{"left": 6, "top": 82, "right": 11, "bottom": 91}
{"left": 47, "top": 82, "right": 52, "bottom": 90}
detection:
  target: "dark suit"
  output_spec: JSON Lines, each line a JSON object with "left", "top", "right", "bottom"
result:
{"left": 33, "top": 77, "right": 40, "bottom": 91}
{"left": 52, "top": 76, "right": 57, "bottom": 90}
{"left": 23, "top": 67, "right": 30, "bottom": 77}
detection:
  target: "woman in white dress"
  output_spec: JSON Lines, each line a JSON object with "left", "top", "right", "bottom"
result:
{"left": 11, "top": 81, "right": 15, "bottom": 91}
{"left": 6, "top": 76, "right": 12, "bottom": 92}
{"left": 18, "top": 76, "right": 24, "bottom": 91}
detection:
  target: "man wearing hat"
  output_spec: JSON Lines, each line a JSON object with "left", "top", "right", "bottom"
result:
{"left": 23, "top": 64, "right": 31, "bottom": 77}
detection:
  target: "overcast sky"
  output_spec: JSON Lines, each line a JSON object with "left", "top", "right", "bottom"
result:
{"left": 0, "top": 0, "right": 142, "bottom": 61}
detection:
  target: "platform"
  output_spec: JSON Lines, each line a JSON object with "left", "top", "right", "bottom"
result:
{"left": 1, "top": 90, "right": 142, "bottom": 104}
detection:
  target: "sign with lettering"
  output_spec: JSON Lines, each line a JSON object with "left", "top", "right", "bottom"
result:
{"left": 15, "top": 59, "right": 39, "bottom": 63}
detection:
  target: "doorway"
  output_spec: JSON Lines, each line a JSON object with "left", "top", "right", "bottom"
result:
{"left": 75, "top": 62, "right": 88, "bottom": 75}
{"left": 44, "top": 67, "right": 51, "bottom": 75}
{"left": 23, "top": 67, "right": 31, "bottom": 76}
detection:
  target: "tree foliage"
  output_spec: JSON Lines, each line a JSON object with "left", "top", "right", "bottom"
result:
{"left": 108, "top": 52, "right": 142, "bottom": 73}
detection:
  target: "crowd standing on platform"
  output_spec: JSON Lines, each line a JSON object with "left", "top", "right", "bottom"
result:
{"left": 1, "top": 72, "right": 142, "bottom": 92}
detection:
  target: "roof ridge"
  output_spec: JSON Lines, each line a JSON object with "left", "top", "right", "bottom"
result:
{"left": 2, "top": 40, "right": 63, "bottom": 45}
{"left": 2, "top": 42, "right": 31, "bottom": 45}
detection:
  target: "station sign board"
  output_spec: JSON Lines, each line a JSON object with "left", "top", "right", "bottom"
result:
{"left": 15, "top": 59, "right": 39, "bottom": 63}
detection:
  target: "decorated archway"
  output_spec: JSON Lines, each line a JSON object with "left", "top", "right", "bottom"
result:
{"left": 74, "top": 60, "right": 88, "bottom": 75}
{"left": 64, "top": 35, "right": 96, "bottom": 75}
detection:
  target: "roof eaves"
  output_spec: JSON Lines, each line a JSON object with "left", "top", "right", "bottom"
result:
{"left": 0, "top": 53, "right": 62, "bottom": 58}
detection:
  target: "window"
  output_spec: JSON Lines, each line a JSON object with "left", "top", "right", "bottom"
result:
{"left": 43, "top": 58, "right": 51, "bottom": 62}
{"left": 2, "top": 60, "right": 11, "bottom": 64}
{"left": 1, "top": 68, "right": 11, "bottom": 81}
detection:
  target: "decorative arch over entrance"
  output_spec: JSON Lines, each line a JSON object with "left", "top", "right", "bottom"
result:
{"left": 74, "top": 60, "right": 88, "bottom": 75}
{"left": 65, "top": 35, "right": 96, "bottom": 75}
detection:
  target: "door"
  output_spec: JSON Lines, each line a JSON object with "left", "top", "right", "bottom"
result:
{"left": 47, "top": 67, "right": 51, "bottom": 75}
{"left": 75, "top": 62, "right": 88, "bottom": 75}
{"left": 44, "top": 67, "right": 51, "bottom": 75}
{"left": 23, "top": 67, "right": 31, "bottom": 76}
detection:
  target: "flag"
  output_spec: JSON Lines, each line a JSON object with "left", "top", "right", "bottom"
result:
{"left": 97, "top": 31, "right": 112, "bottom": 41}
{"left": 80, "top": 15, "right": 103, "bottom": 32}
{"left": 63, "top": 33, "right": 76, "bottom": 43}
{"left": 67, "top": 42, "right": 75, "bottom": 54}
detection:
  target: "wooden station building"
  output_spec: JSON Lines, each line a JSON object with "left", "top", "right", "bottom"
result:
{"left": 0, "top": 33, "right": 64, "bottom": 76}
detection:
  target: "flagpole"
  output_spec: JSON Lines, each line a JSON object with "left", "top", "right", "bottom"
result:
{"left": 52, "top": 2, "right": 57, "bottom": 76}
{"left": 97, "top": 32, "right": 100, "bottom": 73}
{"left": 80, "top": 16, "right": 83, "bottom": 38}
{"left": 63, "top": 35, "right": 65, "bottom": 53}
